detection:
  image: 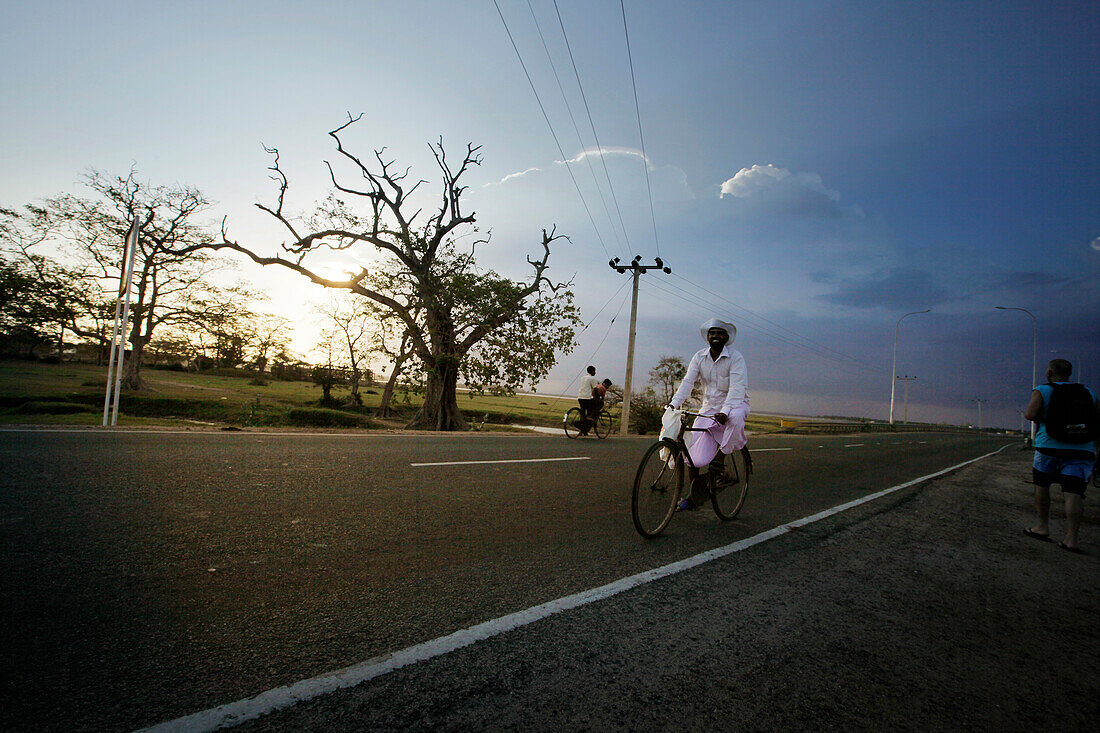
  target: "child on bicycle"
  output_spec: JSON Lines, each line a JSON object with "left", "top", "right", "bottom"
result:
{"left": 668, "top": 317, "right": 749, "bottom": 510}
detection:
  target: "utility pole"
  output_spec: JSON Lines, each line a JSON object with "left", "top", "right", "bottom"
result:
{"left": 609, "top": 255, "right": 671, "bottom": 436}
{"left": 896, "top": 375, "right": 917, "bottom": 424}
{"left": 970, "top": 398, "right": 986, "bottom": 438}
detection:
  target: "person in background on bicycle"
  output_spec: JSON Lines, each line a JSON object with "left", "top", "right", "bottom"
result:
{"left": 577, "top": 365, "right": 601, "bottom": 435}
{"left": 668, "top": 317, "right": 749, "bottom": 510}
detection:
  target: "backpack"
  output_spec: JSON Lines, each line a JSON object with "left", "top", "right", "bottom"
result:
{"left": 1043, "top": 383, "right": 1098, "bottom": 444}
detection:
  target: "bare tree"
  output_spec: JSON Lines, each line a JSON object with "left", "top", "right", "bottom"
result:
{"left": 313, "top": 293, "right": 379, "bottom": 405}
{"left": 176, "top": 115, "right": 579, "bottom": 430}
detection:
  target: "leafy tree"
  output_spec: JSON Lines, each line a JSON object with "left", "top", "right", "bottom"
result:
{"left": 249, "top": 313, "right": 292, "bottom": 374}
{"left": 0, "top": 209, "right": 103, "bottom": 361}
{"left": 174, "top": 115, "right": 579, "bottom": 430}
{"left": 10, "top": 171, "right": 245, "bottom": 388}
{"left": 648, "top": 355, "right": 689, "bottom": 405}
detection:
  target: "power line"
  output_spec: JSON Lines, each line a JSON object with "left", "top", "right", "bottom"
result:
{"left": 491, "top": 0, "right": 613, "bottom": 260}
{"left": 552, "top": 0, "right": 634, "bottom": 255}
{"left": 641, "top": 277, "right": 887, "bottom": 378}
{"left": 619, "top": 0, "right": 660, "bottom": 258}
{"left": 524, "top": 0, "right": 626, "bottom": 261}
{"left": 668, "top": 271, "right": 860, "bottom": 366}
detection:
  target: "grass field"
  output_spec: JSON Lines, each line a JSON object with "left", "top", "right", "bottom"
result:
{"left": 0, "top": 360, "right": 596, "bottom": 431}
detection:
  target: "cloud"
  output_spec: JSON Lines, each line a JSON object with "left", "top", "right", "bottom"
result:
{"left": 816, "top": 267, "right": 953, "bottom": 310}
{"left": 719, "top": 164, "right": 848, "bottom": 218}
{"left": 482, "top": 167, "right": 541, "bottom": 188}
{"left": 1091, "top": 235, "right": 1100, "bottom": 252}
{"left": 557, "top": 147, "right": 653, "bottom": 170}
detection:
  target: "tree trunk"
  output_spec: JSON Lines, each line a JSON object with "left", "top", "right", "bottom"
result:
{"left": 378, "top": 352, "right": 410, "bottom": 417}
{"left": 121, "top": 334, "right": 147, "bottom": 390}
{"left": 408, "top": 357, "right": 466, "bottom": 430}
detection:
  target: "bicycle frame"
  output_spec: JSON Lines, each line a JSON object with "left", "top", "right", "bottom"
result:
{"left": 662, "top": 408, "right": 722, "bottom": 472}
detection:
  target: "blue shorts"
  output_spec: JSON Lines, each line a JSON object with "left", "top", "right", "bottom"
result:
{"left": 1033, "top": 452, "right": 1093, "bottom": 496}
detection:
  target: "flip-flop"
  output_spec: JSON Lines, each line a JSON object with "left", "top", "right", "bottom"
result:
{"left": 1023, "top": 528, "right": 1051, "bottom": 542}
{"left": 1057, "top": 541, "right": 1084, "bottom": 554}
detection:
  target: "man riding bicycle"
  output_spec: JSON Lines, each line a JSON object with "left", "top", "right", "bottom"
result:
{"left": 668, "top": 317, "right": 750, "bottom": 510}
{"left": 576, "top": 365, "right": 601, "bottom": 435}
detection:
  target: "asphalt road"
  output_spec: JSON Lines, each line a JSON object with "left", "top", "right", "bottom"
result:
{"left": 0, "top": 427, "right": 1014, "bottom": 731}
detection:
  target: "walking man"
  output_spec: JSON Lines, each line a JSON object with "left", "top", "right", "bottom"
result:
{"left": 1023, "top": 359, "right": 1099, "bottom": 553}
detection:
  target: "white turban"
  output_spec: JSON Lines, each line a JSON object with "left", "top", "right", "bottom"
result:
{"left": 700, "top": 317, "right": 737, "bottom": 344}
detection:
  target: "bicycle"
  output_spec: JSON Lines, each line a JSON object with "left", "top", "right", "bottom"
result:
{"left": 631, "top": 408, "right": 752, "bottom": 538}
{"left": 564, "top": 406, "right": 613, "bottom": 439}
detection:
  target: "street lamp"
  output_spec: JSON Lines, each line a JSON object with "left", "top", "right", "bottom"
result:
{"left": 890, "top": 309, "right": 931, "bottom": 424}
{"left": 995, "top": 306, "right": 1037, "bottom": 443}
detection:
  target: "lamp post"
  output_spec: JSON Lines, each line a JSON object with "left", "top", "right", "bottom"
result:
{"left": 995, "top": 306, "right": 1037, "bottom": 443}
{"left": 890, "top": 309, "right": 930, "bottom": 424}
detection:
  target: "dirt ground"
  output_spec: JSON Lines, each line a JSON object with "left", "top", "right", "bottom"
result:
{"left": 227, "top": 445, "right": 1099, "bottom": 732}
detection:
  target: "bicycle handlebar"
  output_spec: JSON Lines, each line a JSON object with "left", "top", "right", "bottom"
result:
{"left": 663, "top": 406, "right": 720, "bottom": 422}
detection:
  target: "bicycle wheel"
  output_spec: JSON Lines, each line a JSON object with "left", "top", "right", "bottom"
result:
{"left": 711, "top": 446, "right": 752, "bottom": 521}
{"left": 564, "top": 407, "right": 583, "bottom": 439}
{"left": 594, "top": 410, "right": 613, "bottom": 439}
{"left": 632, "top": 440, "right": 684, "bottom": 538}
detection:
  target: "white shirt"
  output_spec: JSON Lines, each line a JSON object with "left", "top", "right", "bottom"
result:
{"left": 578, "top": 374, "right": 599, "bottom": 399}
{"left": 669, "top": 345, "right": 748, "bottom": 416}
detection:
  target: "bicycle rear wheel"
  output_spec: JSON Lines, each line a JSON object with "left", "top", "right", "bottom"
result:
{"left": 711, "top": 446, "right": 752, "bottom": 521}
{"left": 594, "top": 410, "right": 613, "bottom": 439}
{"left": 564, "top": 407, "right": 583, "bottom": 439}
{"left": 632, "top": 440, "right": 683, "bottom": 538}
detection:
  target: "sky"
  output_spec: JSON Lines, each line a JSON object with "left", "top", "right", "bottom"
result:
{"left": 1, "top": 0, "right": 1098, "bottom": 430}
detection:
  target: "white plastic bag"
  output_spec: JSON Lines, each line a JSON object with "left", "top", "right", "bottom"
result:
{"left": 658, "top": 407, "right": 687, "bottom": 467}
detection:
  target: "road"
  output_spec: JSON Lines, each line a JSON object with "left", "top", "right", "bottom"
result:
{"left": 0, "top": 428, "right": 1014, "bottom": 731}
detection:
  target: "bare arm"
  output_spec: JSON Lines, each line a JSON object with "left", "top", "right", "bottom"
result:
{"left": 1024, "top": 389, "right": 1044, "bottom": 423}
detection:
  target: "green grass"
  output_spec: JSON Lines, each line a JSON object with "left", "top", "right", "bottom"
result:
{"left": 0, "top": 360, "right": 789, "bottom": 433}
{"left": 0, "top": 360, "right": 585, "bottom": 430}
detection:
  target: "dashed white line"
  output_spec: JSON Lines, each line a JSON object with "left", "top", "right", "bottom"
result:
{"left": 411, "top": 457, "right": 591, "bottom": 467}
{"left": 844, "top": 443, "right": 865, "bottom": 448}
{"left": 139, "top": 445, "right": 1012, "bottom": 733}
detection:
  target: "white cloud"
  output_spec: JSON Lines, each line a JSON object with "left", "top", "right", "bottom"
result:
{"left": 558, "top": 146, "right": 654, "bottom": 171}
{"left": 482, "top": 167, "right": 541, "bottom": 188}
{"left": 720, "top": 164, "right": 839, "bottom": 202}
{"left": 1090, "top": 235, "right": 1100, "bottom": 252}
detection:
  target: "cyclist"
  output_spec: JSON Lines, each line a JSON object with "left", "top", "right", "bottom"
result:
{"left": 668, "top": 317, "right": 749, "bottom": 510}
{"left": 576, "top": 365, "right": 601, "bottom": 435}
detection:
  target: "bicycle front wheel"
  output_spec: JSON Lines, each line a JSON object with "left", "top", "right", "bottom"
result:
{"left": 632, "top": 440, "right": 683, "bottom": 538}
{"left": 564, "top": 407, "right": 583, "bottom": 439}
{"left": 594, "top": 410, "right": 613, "bottom": 439}
{"left": 711, "top": 446, "right": 752, "bottom": 521}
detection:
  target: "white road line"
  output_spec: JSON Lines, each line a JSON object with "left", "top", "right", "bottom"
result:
{"left": 844, "top": 443, "right": 864, "bottom": 448}
{"left": 138, "top": 444, "right": 1012, "bottom": 733}
{"left": 411, "top": 457, "right": 591, "bottom": 467}
{"left": 749, "top": 448, "right": 793, "bottom": 452}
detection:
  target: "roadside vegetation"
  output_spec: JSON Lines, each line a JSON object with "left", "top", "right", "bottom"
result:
{"left": 0, "top": 359, "right": 797, "bottom": 434}
{"left": 0, "top": 359, "right": 589, "bottom": 431}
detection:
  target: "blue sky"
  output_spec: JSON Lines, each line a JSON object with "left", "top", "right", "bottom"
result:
{"left": 2, "top": 0, "right": 1097, "bottom": 429}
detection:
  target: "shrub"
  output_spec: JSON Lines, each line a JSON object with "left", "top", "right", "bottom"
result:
{"left": 628, "top": 389, "right": 665, "bottom": 435}
{"left": 285, "top": 407, "right": 379, "bottom": 428}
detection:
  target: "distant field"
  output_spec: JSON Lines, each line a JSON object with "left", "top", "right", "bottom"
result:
{"left": 0, "top": 360, "right": 594, "bottom": 430}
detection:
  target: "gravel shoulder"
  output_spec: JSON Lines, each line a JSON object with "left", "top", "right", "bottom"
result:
{"left": 239, "top": 446, "right": 1100, "bottom": 732}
